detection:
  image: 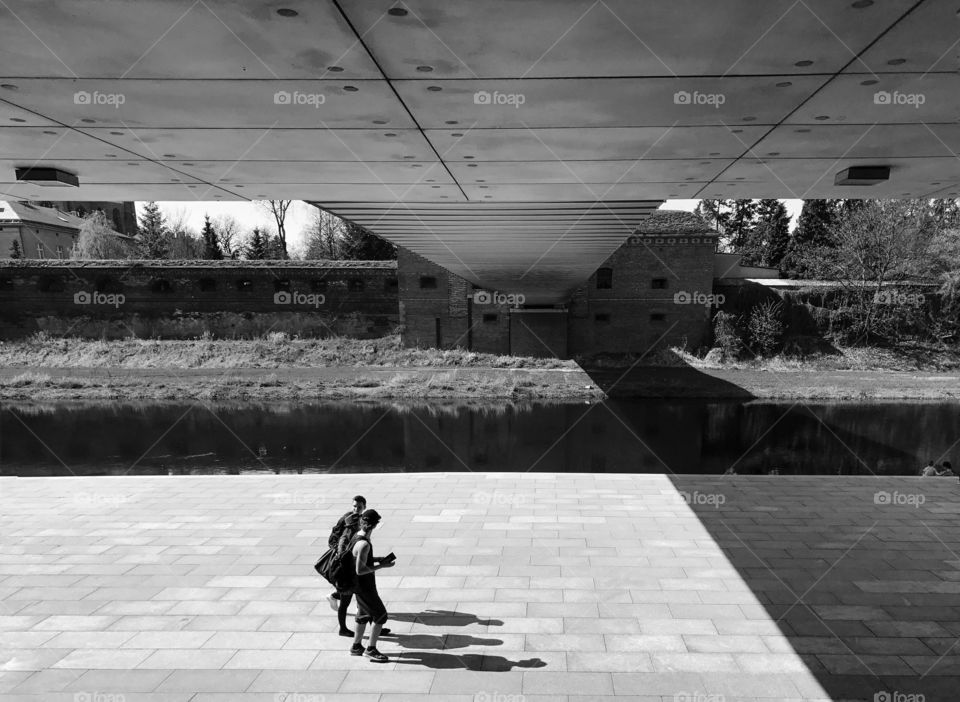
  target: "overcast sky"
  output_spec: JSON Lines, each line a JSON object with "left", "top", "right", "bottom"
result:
{"left": 140, "top": 199, "right": 805, "bottom": 253}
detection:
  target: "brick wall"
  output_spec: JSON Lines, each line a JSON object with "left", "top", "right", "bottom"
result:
{"left": 0, "top": 260, "right": 398, "bottom": 339}
{"left": 397, "top": 247, "right": 475, "bottom": 349}
{"left": 568, "top": 233, "right": 717, "bottom": 356}
{"left": 510, "top": 310, "right": 568, "bottom": 358}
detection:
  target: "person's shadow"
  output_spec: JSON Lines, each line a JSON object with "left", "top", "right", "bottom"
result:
{"left": 392, "top": 651, "right": 546, "bottom": 671}
{"left": 389, "top": 609, "right": 504, "bottom": 627}
{"left": 383, "top": 611, "right": 543, "bottom": 671}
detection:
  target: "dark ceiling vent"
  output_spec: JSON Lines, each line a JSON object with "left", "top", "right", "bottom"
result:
{"left": 14, "top": 167, "right": 79, "bottom": 187}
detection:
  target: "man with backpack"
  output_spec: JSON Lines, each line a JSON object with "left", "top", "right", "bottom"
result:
{"left": 348, "top": 508, "right": 394, "bottom": 662}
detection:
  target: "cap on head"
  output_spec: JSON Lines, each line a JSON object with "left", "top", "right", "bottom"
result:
{"left": 360, "top": 508, "right": 381, "bottom": 528}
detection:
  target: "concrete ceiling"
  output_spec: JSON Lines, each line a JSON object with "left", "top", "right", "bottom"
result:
{"left": 0, "top": 0, "right": 957, "bottom": 301}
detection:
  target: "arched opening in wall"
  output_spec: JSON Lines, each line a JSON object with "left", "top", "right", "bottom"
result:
{"left": 273, "top": 279, "right": 291, "bottom": 292}
{"left": 596, "top": 268, "right": 613, "bottom": 290}
{"left": 348, "top": 279, "right": 365, "bottom": 292}
{"left": 151, "top": 278, "right": 173, "bottom": 293}
{"left": 236, "top": 279, "right": 253, "bottom": 291}
{"left": 37, "top": 275, "right": 65, "bottom": 292}
{"left": 310, "top": 279, "right": 328, "bottom": 293}
{"left": 198, "top": 278, "right": 217, "bottom": 292}
{"left": 95, "top": 276, "right": 124, "bottom": 294}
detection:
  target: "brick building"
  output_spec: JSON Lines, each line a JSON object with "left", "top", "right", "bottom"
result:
{"left": 0, "top": 201, "right": 87, "bottom": 260}
{"left": 44, "top": 201, "right": 138, "bottom": 236}
{"left": 398, "top": 210, "right": 718, "bottom": 358}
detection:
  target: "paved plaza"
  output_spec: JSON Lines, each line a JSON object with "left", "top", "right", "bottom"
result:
{"left": 1, "top": 473, "right": 959, "bottom": 701}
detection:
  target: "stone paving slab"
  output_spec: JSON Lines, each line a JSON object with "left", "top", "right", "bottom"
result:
{"left": 1, "top": 473, "right": 959, "bottom": 701}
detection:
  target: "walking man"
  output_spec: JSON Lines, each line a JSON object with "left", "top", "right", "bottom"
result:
{"left": 349, "top": 508, "right": 393, "bottom": 662}
{"left": 326, "top": 495, "right": 366, "bottom": 614}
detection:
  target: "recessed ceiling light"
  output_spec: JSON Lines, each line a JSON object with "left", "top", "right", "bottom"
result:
{"left": 445, "top": 120, "right": 458, "bottom": 125}
{"left": 852, "top": 0, "right": 873, "bottom": 7}
{"left": 484, "top": 195, "right": 491, "bottom": 198}
{"left": 9, "top": 118, "right": 26, "bottom": 123}
{"left": 440, "top": 195, "right": 449, "bottom": 198}
{"left": 768, "top": 152, "right": 780, "bottom": 156}
{"left": 709, "top": 152, "right": 720, "bottom": 156}
{"left": 42, "top": 130, "right": 57, "bottom": 135}
{"left": 431, "top": 185, "right": 440, "bottom": 188}
{"left": 327, "top": 66, "right": 344, "bottom": 72}
{"left": 463, "top": 155, "right": 474, "bottom": 159}
{"left": 388, "top": 7, "right": 408, "bottom": 16}
{"left": 731, "top": 129, "right": 743, "bottom": 134}
{"left": 860, "top": 79, "right": 879, "bottom": 86}
{"left": 416, "top": 65, "right": 433, "bottom": 72}
{"left": 742, "top": 116, "right": 757, "bottom": 122}
{"left": 685, "top": 177, "right": 696, "bottom": 181}
{"left": 795, "top": 60, "right": 813, "bottom": 67}
{"left": 182, "top": 162, "right": 194, "bottom": 166}
{"left": 276, "top": 8, "right": 298, "bottom": 17}
{"left": 795, "top": 128, "right": 811, "bottom": 133}
{"left": 343, "top": 85, "right": 358, "bottom": 92}
{"left": 776, "top": 81, "right": 792, "bottom": 87}
{"left": 479, "top": 185, "right": 488, "bottom": 189}
{"left": 402, "top": 155, "right": 414, "bottom": 159}
{"left": 81, "top": 118, "right": 96, "bottom": 123}
{"left": 236, "top": 185, "right": 244, "bottom": 188}
{"left": 411, "top": 164, "right": 422, "bottom": 168}
{"left": 426, "top": 179, "right": 435, "bottom": 183}
{"left": 384, "top": 132, "right": 397, "bottom": 137}
{"left": 451, "top": 132, "right": 463, "bottom": 137}
{"left": 887, "top": 58, "right": 906, "bottom": 65}
{"left": 105, "top": 153, "right": 116, "bottom": 158}
{"left": 127, "top": 162, "right": 138, "bottom": 166}
{"left": 1, "top": 83, "right": 18, "bottom": 91}
{"left": 109, "top": 130, "right": 124, "bottom": 135}
{"left": 427, "top": 86, "right": 442, "bottom": 92}
{"left": 372, "top": 119, "right": 388, "bottom": 125}
{"left": 700, "top": 161, "right": 711, "bottom": 165}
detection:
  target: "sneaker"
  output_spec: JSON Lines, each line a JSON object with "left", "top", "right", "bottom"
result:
{"left": 349, "top": 643, "right": 364, "bottom": 656}
{"left": 339, "top": 628, "right": 354, "bottom": 637}
{"left": 326, "top": 593, "right": 339, "bottom": 612}
{"left": 364, "top": 646, "right": 388, "bottom": 662}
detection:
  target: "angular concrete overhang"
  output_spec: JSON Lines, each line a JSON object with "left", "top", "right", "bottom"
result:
{"left": 0, "top": 0, "right": 957, "bottom": 301}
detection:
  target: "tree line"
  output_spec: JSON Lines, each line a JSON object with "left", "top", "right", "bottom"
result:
{"left": 74, "top": 200, "right": 396, "bottom": 261}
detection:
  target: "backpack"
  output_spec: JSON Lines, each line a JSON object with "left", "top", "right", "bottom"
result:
{"left": 315, "top": 533, "right": 365, "bottom": 591}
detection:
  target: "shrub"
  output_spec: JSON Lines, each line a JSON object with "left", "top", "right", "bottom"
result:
{"left": 747, "top": 299, "right": 783, "bottom": 356}
{"left": 712, "top": 311, "right": 742, "bottom": 360}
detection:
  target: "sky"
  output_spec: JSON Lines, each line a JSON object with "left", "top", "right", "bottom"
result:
{"left": 140, "top": 199, "right": 805, "bottom": 252}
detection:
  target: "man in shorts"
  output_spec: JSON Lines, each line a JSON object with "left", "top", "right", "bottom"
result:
{"left": 349, "top": 508, "right": 394, "bottom": 662}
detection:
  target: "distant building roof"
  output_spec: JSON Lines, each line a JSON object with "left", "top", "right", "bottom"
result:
{"left": 0, "top": 200, "right": 87, "bottom": 231}
{"left": 637, "top": 209, "right": 718, "bottom": 236}
{"left": 0, "top": 258, "right": 398, "bottom": 269}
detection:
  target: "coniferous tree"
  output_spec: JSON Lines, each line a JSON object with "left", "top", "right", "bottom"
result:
{"left": 784, "top": 199, "right": 838, "bottom": 277}
{"left": 753, "top": 199, "right": 791, "bottom": 269}
{"left": 245, "top": 227, "right": 268, "bottom": 260}
{"left": 201, "top": 214, "right": 222, "bottom": 260}
{"left": 137, "top": 201, "right": 169, "bottom": 259}
{"left": 8, "top": 239, "right": 22, "bottom": 259}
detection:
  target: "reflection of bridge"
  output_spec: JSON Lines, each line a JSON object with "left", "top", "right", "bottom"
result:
{"left": 1, "top": 1, "right": 957, "bottom": 300}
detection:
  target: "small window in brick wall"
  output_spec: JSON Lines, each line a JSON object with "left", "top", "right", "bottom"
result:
{"left": 236, "top": 279, "right": 253, "bottom": 291}
{"left": 482, "top": 313, "right": 498, "bottom": 323}
{"left": 151, "top": 278, "right": 173, "bottom": 293}
{"left": 274, "top": 279, "right": 291, "bottom": 292}
{"left": 198, "top": 278, "right": 217, "bottom": 292}
{"left": 594, "top": 313, "right": 610, "bottom": 323}
{"left": 311, "top": 279, "right": 328, "bottom": 293}
{"left": 349, "top": 279, "right": 365, "bottom": 292}
{"left": 96, "top": 276, "right": 124, "bottom": 294}
{"left": 650, "top": 313, "right": 666, "bottom": 322}
{"left": 419, "top": 276, "right": 437, "bottom": 289}
{"left": 651, "top": 278, "right": 668, "bottom": 289}
{"left": 596, "top": 268, "right": 613, "bottom": 289}
{"left": 37, "top": 275, "right": 65, "bottom": 292}
{"left": 385, "top": 277, "right": 398, "bottom": 292}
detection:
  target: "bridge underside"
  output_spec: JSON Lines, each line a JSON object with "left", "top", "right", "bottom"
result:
{"left": 0, "top": 0, "right": 957, "bottom": 301}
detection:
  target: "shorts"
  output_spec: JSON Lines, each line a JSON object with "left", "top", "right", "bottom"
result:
{"left": 354, "top": 588, "right": 388, "bottom": 625}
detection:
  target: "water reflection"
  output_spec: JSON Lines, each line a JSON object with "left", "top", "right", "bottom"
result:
{"left": 1, "top": 400, "right": 956, "bottom": 477}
